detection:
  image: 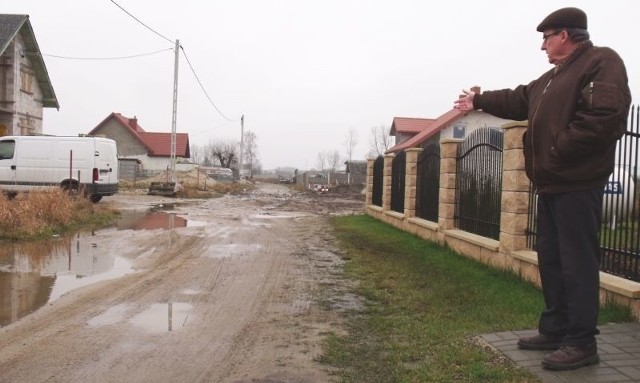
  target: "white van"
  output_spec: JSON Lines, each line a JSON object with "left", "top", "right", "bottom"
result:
{"left": 0, "top": 135, "right": 118, "bottom": 202}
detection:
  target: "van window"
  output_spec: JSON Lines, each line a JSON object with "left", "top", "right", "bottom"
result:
{"left": 0, "top": 140, "right": 15, "bottom": 160}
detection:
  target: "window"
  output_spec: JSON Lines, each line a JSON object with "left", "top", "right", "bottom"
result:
{"left": 19, "top": 116, "right": 34, "bottom": 135}
{"left": 453, "top": 124, "right": 466, "bottom": 139}
{"left": 20, "top": 66, "right": 34, "bottom": 94}
{"left": 0, "top": 140, "right": 15, "bottom": 160}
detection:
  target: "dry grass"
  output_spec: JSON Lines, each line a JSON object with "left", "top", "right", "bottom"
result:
{"left": 0, "top": 188, "right": 113, "bottom": 239}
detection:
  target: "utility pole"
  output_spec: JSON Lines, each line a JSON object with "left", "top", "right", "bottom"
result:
{"left": 239, "top": 114, "right": 244, "bottom": 179}
{"left": 170, "top": 39, "right": 179, "bottom": 183}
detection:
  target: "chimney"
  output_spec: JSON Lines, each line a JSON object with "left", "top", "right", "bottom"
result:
{"left": 129, "top": 116, "right": 138, "bottom": 129}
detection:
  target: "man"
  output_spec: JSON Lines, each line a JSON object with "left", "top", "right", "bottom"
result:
{"left": 454, "top": 7, "right": 631, "bottom": 370}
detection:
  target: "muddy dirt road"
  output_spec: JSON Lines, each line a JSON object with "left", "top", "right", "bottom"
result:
{"left": 0, "top": 183, "right": 365, "bottom": 383}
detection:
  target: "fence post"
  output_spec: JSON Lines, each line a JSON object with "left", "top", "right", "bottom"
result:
{"left": 438, "top": 139, "right": 463, "bottom": 232}
{"left": 499, "top": 122, "right": 530, "bottom": 254}
{"left": 366, "top": 158, "right": 375, "bottom": 205}
{"left": 383, "top": 153, "right": 395, "bottom": 211}
{"left": 404, "top": 148, "right": 422, "bottom": 218}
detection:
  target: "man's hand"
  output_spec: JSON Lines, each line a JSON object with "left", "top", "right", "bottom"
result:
{"left": 453, "top": 89, "right": 476, "bottom": 112}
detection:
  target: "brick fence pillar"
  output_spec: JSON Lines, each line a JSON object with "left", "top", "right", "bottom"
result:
{"left": 383, "top": 154, "right": 395, "bottom": 211}
{"left": 404, "top": 148, "right": 423, "bottom": 218}
{"left": 366, "top": 158, "right": 375, "bottom": 205}
{"left": 438, "top": 139, "right": 463, "bottom": 231}
{"left": 499, "top": 122, "right": 531, "bottom": 254}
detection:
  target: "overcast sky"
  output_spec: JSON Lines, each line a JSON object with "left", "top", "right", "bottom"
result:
{"left": 5, "top": 0, "right": 639, "bottom": 170}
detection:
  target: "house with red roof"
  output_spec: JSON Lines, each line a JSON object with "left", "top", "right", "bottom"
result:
{"left": 386, "top": 89, "right": 515, "bottom": 154}
{"left": 390, "top": 117, "right": 435, "bottom": 147}
{"left": 88, "top": 112, "right": 190, "bottom": 174}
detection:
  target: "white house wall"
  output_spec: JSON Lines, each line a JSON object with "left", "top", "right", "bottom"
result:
{"left": 443, "top": 112, "right": 514, "bottom": 140}
{"left": 10, "top": 34, "right": 45, "bottom": 135}
{"left": 123, "top": 155, "right": 167, "bottom": 171}
{"left": 123, "top": 154, "right": 195, "bottom": 172}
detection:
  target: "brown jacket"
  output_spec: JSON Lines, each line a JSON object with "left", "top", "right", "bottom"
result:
{"left": 473, "top": 41, "right": 631, "bottom": 194}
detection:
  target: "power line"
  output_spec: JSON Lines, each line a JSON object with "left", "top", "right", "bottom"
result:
{"left": 180, "top": 45, "right": 234, "bottom": 122}
{"left": 109, "top": 0, "right": 174, "bottom": 44}
{"left": 37, "top": 48, "right": 173, "bottom": 60}
{"left": 190, "top": 120, "right": 239, "bottom": 138}
{"left": 108, "top": 0, "right": 238, "bottom": 124}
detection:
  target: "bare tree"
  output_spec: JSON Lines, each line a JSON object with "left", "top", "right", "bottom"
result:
{"left": 317, "top": 151, "right": 327, "bottom": 172}
{"left": 243, "top": 130, "right": 260, "bottom": 179}
{"left": 190, "top": 144, "right": 206, "bottom": 165}
{"left": 368, "top": 124, "right": 392, "bottom": 157}
{"left": 207, "top": 139, "right": 239, "bottom": 170}
{"left": 344, "top": 128, "right": 358, "bottom": 162}
{"left": 327, "top": 149, "right": 342, "bottom": 172}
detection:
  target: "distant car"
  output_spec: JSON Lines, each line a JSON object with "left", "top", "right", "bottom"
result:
{"left": 311, "top": 184, "right": 329, "bottom": 193}
{"left": 278, "top": 176, "right": 295, "bottom": 184}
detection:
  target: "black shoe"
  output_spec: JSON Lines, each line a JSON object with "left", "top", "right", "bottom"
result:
{"left": 542, "top": 343, "right": 599, "bottom": 370}
{"left": 517, "top": 334, "right": 563, "bottom": 350}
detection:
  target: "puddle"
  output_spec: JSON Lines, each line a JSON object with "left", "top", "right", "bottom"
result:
{"left": 87, "top": 302, "right": 193, "bottom": 333}
{"left": 0, "top": 233, "right": 134, "bottom": 328}
{"left": 114, "top": 211, "right": 206, "bottom": 231}
{"left": 130, "top": 302, "right": 192, "bottom": 333}
{"left": 150, "top": 203, "right": 184, "bottom": 211}
{"left": 0, "top": 207, "right": 203, "bottom": 328}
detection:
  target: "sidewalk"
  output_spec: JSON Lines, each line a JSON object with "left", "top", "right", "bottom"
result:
{"left": 480, "top": 322, "right": 640, "bottom": 383}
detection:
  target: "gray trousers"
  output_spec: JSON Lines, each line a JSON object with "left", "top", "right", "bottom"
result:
{"left": 536, "top": 188, "right": 604, "bottom": 346}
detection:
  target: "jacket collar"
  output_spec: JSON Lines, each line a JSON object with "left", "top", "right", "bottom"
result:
{"left": 555, "top": 40, "right": 593, "bottom": 72}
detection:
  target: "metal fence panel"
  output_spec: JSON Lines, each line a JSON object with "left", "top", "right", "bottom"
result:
{"left": 601, "top": 105, "right": 639, "bottom": 280}
{"left": 455, "top": 128, "right": 504, "bottom": 240}
{"left": 417, "top": 141, "right": 440, "bottom": 222}
{"left": 391, "top": 151, "right": 406, "bottom": 213}
{"left": 372, "top": 156, "right": 384, "bottom": 207}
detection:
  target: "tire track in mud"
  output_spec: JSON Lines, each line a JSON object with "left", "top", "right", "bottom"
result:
{"left": 195, "top": 240, "right": 290, "bottom": 382}
{"left": 202, "top": 215, "right": 344, "bottom": 383}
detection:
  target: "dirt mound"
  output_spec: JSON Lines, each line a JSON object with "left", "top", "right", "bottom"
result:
{"left": 329, "top": 183, "right": 365, "bottom": 195}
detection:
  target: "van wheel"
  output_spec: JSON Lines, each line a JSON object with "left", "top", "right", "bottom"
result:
{"left": 90, "top": 194, "right": 102, "bottom": 203}
{"left": 61, "top": 182, "right": 80, "bottom": 197}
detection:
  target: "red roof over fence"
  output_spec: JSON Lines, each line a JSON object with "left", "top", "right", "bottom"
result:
{"left": 386, "top": 109, "right": 464, "bottom": 153}
{"left": 390, "top": 117, "right": 435, "bottom": 136}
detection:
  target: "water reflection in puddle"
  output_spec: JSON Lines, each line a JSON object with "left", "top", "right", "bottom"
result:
{"left": 88, "top": 302, "right": 193, "bottom": 333}
{"left": 0, "top": 208, "right": 205, "bottom": 328}
{"left": 0, "top": 233, "right": 133, "bottom": 327}
{"left": 131, "top": 302, "right": 192, "bottom": 333}
{"left": 114, "top": 211, "right": 206, "bottom": 231}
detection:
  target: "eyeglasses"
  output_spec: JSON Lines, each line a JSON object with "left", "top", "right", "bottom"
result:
{"left": 542, "top": 30, "right": 562, "bottom": 42}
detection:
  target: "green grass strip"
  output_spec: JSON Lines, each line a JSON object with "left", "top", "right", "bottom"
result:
{"left": 320, "top": 215, "right": 632, "bottom": 383}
